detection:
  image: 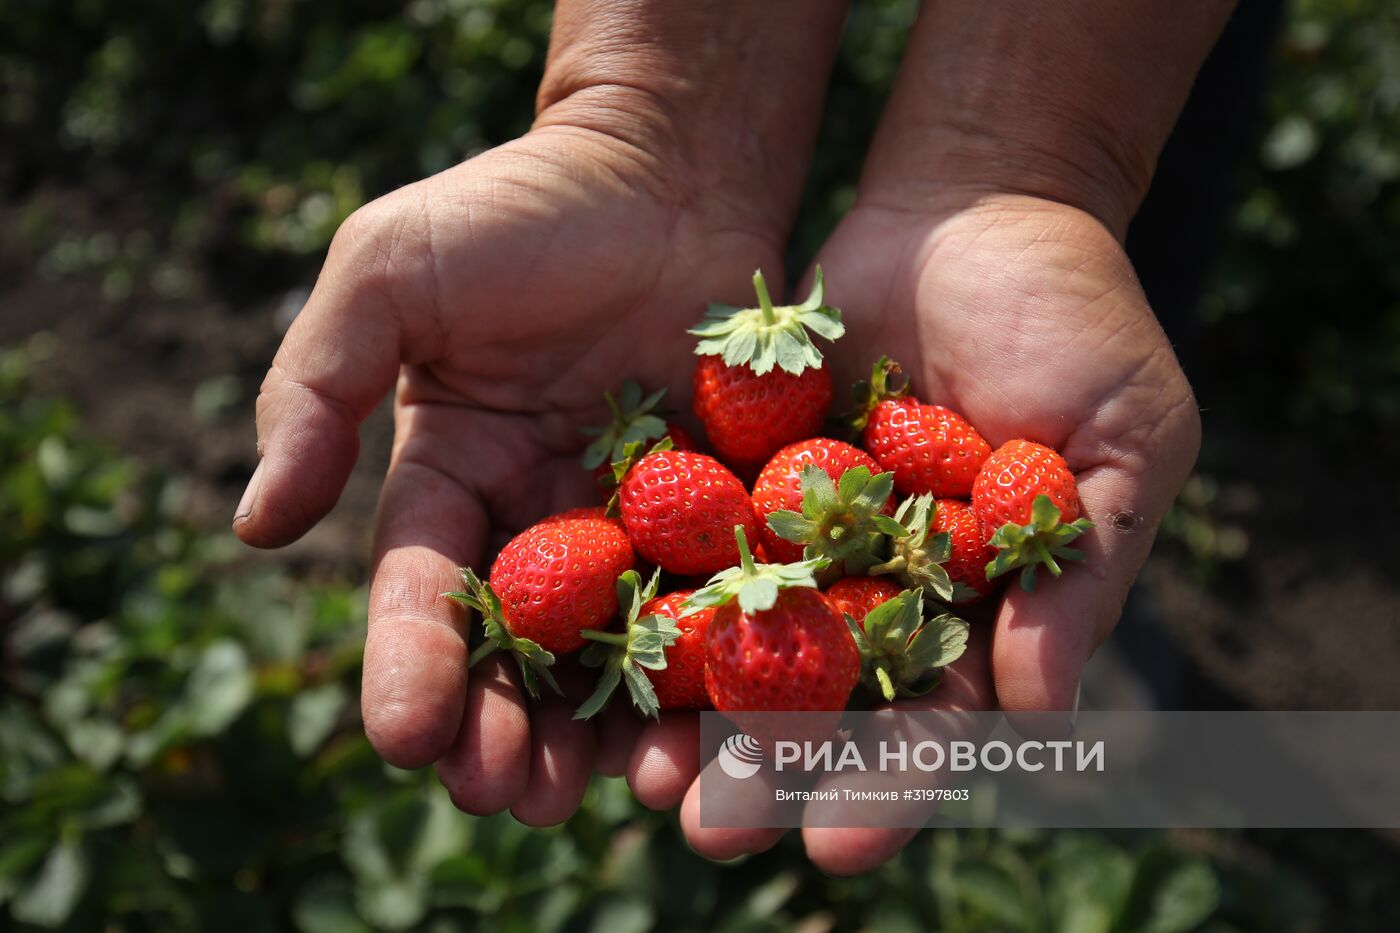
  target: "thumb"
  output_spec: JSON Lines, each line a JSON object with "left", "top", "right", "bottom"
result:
{"left": 233, "top": 191, "right": 440, "bottom": 548}
{"left": 992, "top": 405, "right": 1201, "bottom": 723}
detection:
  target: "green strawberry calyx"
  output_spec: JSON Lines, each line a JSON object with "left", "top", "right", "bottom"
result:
{"left": 688, "top": 266, "right": 844, "bottom": 376}
{"left": 846, "top": 355, "right": 911, "bottom": 433}
{"left": 445, "top": 567, "right": 561, "bottom": 699}
{"left": 845, "top": 589, "right": 971, "bottom": 703}
{"left": 602, "top": 435, "right": 675, "bottom": 514}
{"left": 767, "top": 465, "right": 906, "bottom": 579}
{"left": 573, "top": 569, "right": 682, "bottom": 721}
{"left": 683, "top": 526, "right": 829, "bottom": 616}
{"left": 579, "top": 380, "right": 673, "bottom": 471}
{"left": 985, "top": 494, "right": 1095, "bottom": 592}
{"left": 869, "top": 493, "right": 957, "bottom": 603}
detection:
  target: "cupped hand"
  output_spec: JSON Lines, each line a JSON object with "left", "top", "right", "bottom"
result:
{"left": 619, "top": 191, "right": 1201, "bottom": 872}
{"left": 233, "top": 121, "right": 784, "bottom": 825}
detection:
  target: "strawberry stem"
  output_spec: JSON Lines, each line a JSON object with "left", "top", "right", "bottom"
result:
{"left": 736, "top": 524, "right": 759, "bottom": 573}
{"left": 752, "top": 269, "right": 777, "bottom": 325}
{"left": 1034, "top": 539, "right": 1062, "bottom": 577}
{"left": 580, "top": 629, "right": 628, "bottom": 647}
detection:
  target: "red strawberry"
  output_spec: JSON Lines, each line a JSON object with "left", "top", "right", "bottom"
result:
{"left": 687, "top": 528, "right": 858, "bottom": 713}
{"left": 538, "top": 506, "right": 615, "bottom": 524}
{"left": 449, "top": 511, "right": 634, "bottom": 696}
{"left": 972, "top": 439, "right": 1094, "bottom": 591}
{"left": 852, "top": 357, "right": 990, "bottom": 497}
{"left": 706, "top": 587, "right": 857, "bottom": 711}
{"left": 933, "top": 499, "right": 998, "bottom": 601}
{"left": 693, "top": 356, "right": 830, "bottom": 473}
{"left": 573, "top": 571, "right": 709, "bottom": 719}
{"left": 615, "top": 445, "right": 760, "bottom": 576}
{"left": 690, "top": 268, "right": 844, "bottom": 472}
{"left": 824, "top": 576, "right": 903, "bottom": 628}
{"left": 752, "top": 439, "right": 886, "bottom": 564}
{"left": 639, "top": 589, "right": 712, "bottom": 710}
{"left": 579, "top": 381, "right": 697, "bottom": 488}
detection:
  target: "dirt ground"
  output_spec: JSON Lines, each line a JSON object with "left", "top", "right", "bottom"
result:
{"left": 3, "top": 186, "right": 1399, "bottom": 715}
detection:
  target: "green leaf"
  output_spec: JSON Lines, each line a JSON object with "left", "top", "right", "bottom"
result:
{"left": 294, "top": 876, "right": 372, "bottom": 933}
{"left": 684, "top": 526, "right": 827, "bottom": 616}
{"left": 289, "top": 683, "right": 348, "bottom": 757}
{"left": 76, "top": 776, "right": 142, "bottom": 830}
{"left": 1032, "top": 493, "right": 1063, "bottom": 530}
{"left": 953, "top": 860, "right": 1033, "bottom": 931}
{"left": 449, "top": 568, "right": 560, "bottom": 699}
{"left": 573, "top": 662, "right": 623, "bottom": 721}
{"left": 688, "top": 267, "right": 844, "bottom": 375}
{"left": 63, "top": 719, "right": 124, "bottom": 771}
{"left": 986, "top": 495, "right": 1094, "bottom": 590}
{"left": 621, "top": 665, "right": 661, "bottom": 719}
{"left": 574, "top": 571, "right": 675, "bottom": 719}
{"left": 10, "top": 840, "right": 88, "bottom": 928}
{"left": 184, "top": 640, "right": 254, "bottom": 736}
{"left": 1125, "top": 850, "right": 1221, "bottom": 933}
{"left": 578, "top": 382, "right": 674, "bottom": 469}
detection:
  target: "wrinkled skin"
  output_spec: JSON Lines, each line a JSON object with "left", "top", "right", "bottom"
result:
{"left": 235, "top": 128, "right": 1199, "bottom": 862}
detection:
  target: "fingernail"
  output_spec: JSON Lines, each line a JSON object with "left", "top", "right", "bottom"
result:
{"left": 1069, "top": 679, "right": 1082, "bottom": 732}
{"left": 235, "top": 460, "right": 264, "bottom": 522}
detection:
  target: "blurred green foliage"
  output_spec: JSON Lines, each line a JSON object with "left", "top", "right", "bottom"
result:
{"left": 1196, "top": 0, "right": 1400, "bottom": 438}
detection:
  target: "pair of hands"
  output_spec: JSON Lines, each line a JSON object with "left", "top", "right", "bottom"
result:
{"left": 232, "top": 9, "right": 1205, "bottom": 871}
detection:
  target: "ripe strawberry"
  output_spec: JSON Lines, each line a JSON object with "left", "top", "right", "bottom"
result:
{"left": 851, "top": 357, "right": 990, "bottom": 497}
{"left": 579, "top": 381, "right": 697, "bottom": 487}
{"left": 692, "top": 357, "right": 830, "bottom": 475}
{"left": 752, "top": 439, "right": 886, "bottom": 563}
{"left": 573, "top": 571, "right": 700, "bottom": 720}
{"left": 690, "top": 268, "right": 844, "bottom": 472}
{"left": 615, "top": 443, "right": 760, "bottom": 576}
{"left": 933, "top": 499, "right": 998, "bottom": 601}
{"left": 448, "top": 511, "right": 634, "bottom": 696}
{"left": 538, "top": 506, "right": 615, "bottom": 524}
{"left": 686, "top": 528, "right": 858, "bottom": 713}
{"left": 639, "top": 589, "right": 712, "bottom": 710}
{"left": 824, "top": 576, "right": 903, "bottom": 629}
{"left": 972, "top": 439, "right": 1094, "bottom": 590}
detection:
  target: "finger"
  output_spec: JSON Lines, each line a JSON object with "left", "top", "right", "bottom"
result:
{"left": 802, "top": 621, "right": 997, "bottom": 875}
{"left": 234, "top": 193, "right": 441, "bottom": 547}
{"left": 679, "top": 774, "right": 786, "bottom": 862}
{"left": 363, "top": 417, "right": 488, "bottom": 768}
{"left": 435, "top": 653, "right": 531, "bottom": 815}
{"left": 993, "top": 455, "right": 1190, "bottom": 724}
{"left": 510, "top": 686, "right": 597, "bottom": 827}
{"left": 626, "top": 713, "right": 701, "bottom": 810}
{"left": 594, "top": 702, "right": 646, "bottom": 778}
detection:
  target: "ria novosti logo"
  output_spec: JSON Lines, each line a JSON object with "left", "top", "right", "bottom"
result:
{"left": 717, "top": 733, "right": 764, "bottom": 779}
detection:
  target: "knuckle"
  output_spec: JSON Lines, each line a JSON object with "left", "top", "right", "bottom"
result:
{"left": 329, "top": 192, "right": 432, "bottom": 294}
